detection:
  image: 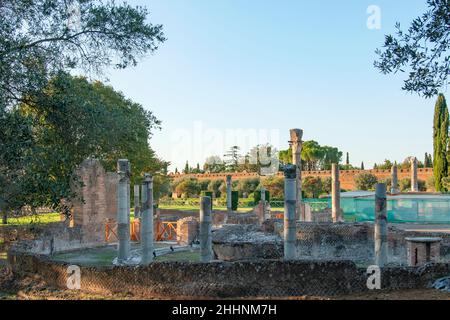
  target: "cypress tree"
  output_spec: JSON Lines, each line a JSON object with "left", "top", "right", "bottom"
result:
{"left": 433, "top": 94, "right": 449, "bottom": 191}
{"left": 346, "top": 152, "right": 350, "bottom": 165}
{"left": 361, "top": 162, "right": 365, "bottom": 170}
{"left": 184, "top": 161, "right": 190, "bottom": 174}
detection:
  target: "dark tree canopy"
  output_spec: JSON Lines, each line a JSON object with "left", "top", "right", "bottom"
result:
{"left": 374, "top": 0, "right": 449, "bottom": 98}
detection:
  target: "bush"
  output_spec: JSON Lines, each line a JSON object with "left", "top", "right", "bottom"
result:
{"left": 254, "top": 189, "right": 270, "bottom": 203}
{"left": 322, "top": 177, "right": 332, "bottom": 194}
{"left": 302, "top": 176, "right": 323, "bottom": 198}
{"left": 174, "top": 178, "right": 201, "bottom": 198}
{"left": 399, "top": 178, "right": 411, "bottom": 192}
{"left": 354, "top": 173, "right": 378, "bottom": 191}
{"left": 231, "top": 191, "right": 239, "bottom": 210}
{"left": 236, "top": 178, "right": 260, "bottom": 198}
{"left": 399, "top": 178, "right": 426, "bottom": 192}
{"left": 379, "top": 177, "right": 392, "bottom": 191}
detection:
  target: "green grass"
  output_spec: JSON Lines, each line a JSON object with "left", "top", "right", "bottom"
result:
{"left": 0, "top": 213, "right": 60, "bottom": 228}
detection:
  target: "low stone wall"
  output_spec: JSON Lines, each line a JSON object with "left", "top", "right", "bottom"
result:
{"left": 8, "top": 250, "right": 450, "bottom": 297}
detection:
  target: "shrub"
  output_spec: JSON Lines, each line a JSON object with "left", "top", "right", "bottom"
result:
{"left": 207, "top": 179, "right": 222, "bottom": 197}
{"left": 426, "top": 176, "right": 436, "bottom": 192}
{"left": 174, "top": 178, "right": 201, "bottom": 198}
{"left": 418, "top": 179, "right": 426, "bottom": 192}
{"left": 322, "top": 177, "right": 332, "bottom": 194}
{"left": 199, "top": 179, "right": 210, "bottom": 192}
{"left": 201, "top": 191, "right": 214, "bottom": 210}
{"left": 254, "top": 189, "right": 270, "bottom": 203}
{"left": 354, "top": 173, "right": 378, "bottom": 191}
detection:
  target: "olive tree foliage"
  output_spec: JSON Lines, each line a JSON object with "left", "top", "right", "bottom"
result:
{"left": 374, "top": 0, "right": 449, "bottom": 98}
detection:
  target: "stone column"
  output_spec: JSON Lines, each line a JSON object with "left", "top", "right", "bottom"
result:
{"left": 374, "top": 183, "right": 388, "bottom": 267}
{"left": 200, "top": 196, "right": 213, "bottom": 262}
{"left": 391, "top": 163, "right": 399, "bottom": 194}
{"left": 411, "top": 157, "right": 419, "bottom": 192}
{"left": 290, "top": 129, "right": 303, "bottom": 220}
{"left": 134, "top": 185, "right": 140, "bottom": 219}
{"left": 284, "top": 164, "right": 297, "bottom": 260}
{"left": 226, "top": 175, "right": 232, "bottom": 212}
{"left": 141, "top": 174, "right": 154, "bottom": 265}
{"left": 261, "top": 187, "right": 266, "bottom": 202}
{"left": 117, "top": 159, "right": 131, "bottom": 263}
{"left": 331, "top": 163, "right": 342, "bottom": 223}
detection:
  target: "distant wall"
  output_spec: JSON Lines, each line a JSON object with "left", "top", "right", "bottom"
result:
{"left": 8, "top": 251, "right": 450, "bottom": 297}
{"left": 170, "top": 168, "right": 434, "bottom": 191}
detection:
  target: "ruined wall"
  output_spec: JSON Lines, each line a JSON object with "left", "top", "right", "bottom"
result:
{"left": 71, "top": 159, "right": 118, "bottom": 243}
{"left": 171, "top": 168, "right": 434, "bottom": 191}
{"left": 8, "top": 251, "right": 450, "bottom": 297}
{"left": 8, "top": 222, "right": 106, "bottom": 255}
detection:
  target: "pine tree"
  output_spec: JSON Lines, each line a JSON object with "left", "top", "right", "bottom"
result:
{"left": 433, "top": 94, "right": 449, "bottom": 191}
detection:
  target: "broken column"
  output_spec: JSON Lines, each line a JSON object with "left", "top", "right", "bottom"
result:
{"left": 374, "top": 183, "right": 388, "bottom": 267}
{"left": 134, "top": 185, "right": 141, "bottom": 219}
{"left": 117, "top": 159, "right": 131, "bottom": 263}
{"left": 391, "top": 163, "right": 399, "bottom": 194}
{"left": 200, "top": 196, "right": 213, "bottom": 262}
{"left": 226, "top": 175, "right": 232, "bottom": 212}
{"left": 331, "top": 163, "right": 342, "bottom": 223}
{"left": 411, "top": 157, "right": 419, "bottom": 192}
{"left": 141, "top": 174, "right": 154, "bottom": 265}
{"left": 284, "top": 164, "right": 297, "bottom": 260}
{"left": 290, "top": 129, "right": 303, "bottom": 220}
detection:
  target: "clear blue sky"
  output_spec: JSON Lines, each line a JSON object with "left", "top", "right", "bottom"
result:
{"left": 103, "top": 0, "right": 446, "bottom": 172}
